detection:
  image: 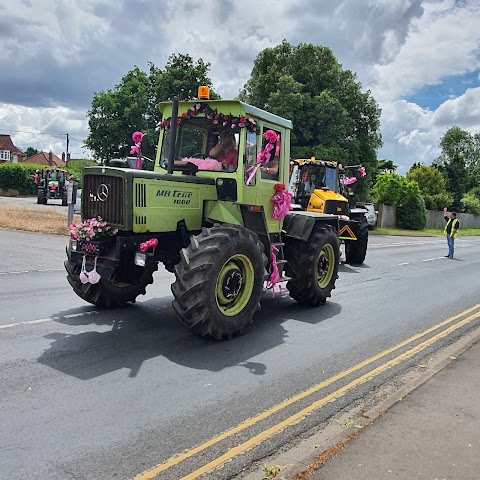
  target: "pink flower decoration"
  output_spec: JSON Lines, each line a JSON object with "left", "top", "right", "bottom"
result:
{"left": 132, "top": 131, "right": 144, "bottom": 143}
{"left": 264, "top": 129, "right": 277, "bottom": 143}
{"left": 358, "top": 166, "right": 366, "bottom": 177}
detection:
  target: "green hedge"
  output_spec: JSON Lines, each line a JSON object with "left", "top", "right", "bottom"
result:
{"left": 0, "top": 163, "right": 41, "bottom": 195}
{"left": 0, "top": 160, "right": 98, "bottom": 195}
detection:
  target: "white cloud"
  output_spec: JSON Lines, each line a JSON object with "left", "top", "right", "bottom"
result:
{"left": 371, "top": 0, "right": 480, "bottom": 102}
{"left": 0, "top": 103, "right": 89, "bottom": 158}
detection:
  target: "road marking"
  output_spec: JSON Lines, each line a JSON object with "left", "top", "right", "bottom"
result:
{"left": 0, "top": 311, "right": 99, "bottom": 331}
{"left": 0, "top": 268, "right": 63, "bottom": 276}
{"left": 179, "top": 309, "right": 480, "bottom": 480}
{"left": 24, "top": 318, "right": 51, "bottom": 325}
{"left": 422, "top": 257, "right": 444, "bottom": 262}
{"left": 133, "top": 303, "right": 480, "bottom": 480}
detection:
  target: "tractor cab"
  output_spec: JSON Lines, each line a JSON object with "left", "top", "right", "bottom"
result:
{"left": 289, "top": 159, "right": 349, "bottom": 214}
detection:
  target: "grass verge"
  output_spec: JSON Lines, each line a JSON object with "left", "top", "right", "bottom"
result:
{"left": 371, "top": 227, "right": 480, "bottom": 236}
{"left": 0, "top": 205, "right": 80, "bottom": 236}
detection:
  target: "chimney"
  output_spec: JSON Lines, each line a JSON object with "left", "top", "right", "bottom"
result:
{"left": 62, "top": 152, "right": 65, "bottom": 162}
{"left": 48, "top": 151, "right": 53, "bottom": 166}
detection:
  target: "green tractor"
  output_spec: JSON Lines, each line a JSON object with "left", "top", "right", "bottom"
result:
{"left": 37, "top": 168, "right": 68, "bottom": 205}
{"left": 65, "top": 88, "right": 341, "bottom": 339}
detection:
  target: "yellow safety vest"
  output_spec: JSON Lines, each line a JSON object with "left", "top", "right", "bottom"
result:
{"left": 444, "top": 218, "right": 459, "bottom": 238}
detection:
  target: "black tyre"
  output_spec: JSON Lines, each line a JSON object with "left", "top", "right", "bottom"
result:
{"left": 345, "top": 217, "right": 368, "bottom": 264}
{"left": 61, "top": 193, "right": 68, "bottom": 206}
{"left": 171, "top": 224, "right": 267, "bottom": 339}
{"left": 284, "top": 224, "right": 339, "bottom": 306}
{"left": 38, "top": 191, "right": 46, "bottom": 204}
{"left": 65, "top": 259, "right": 157, "bottom": 308}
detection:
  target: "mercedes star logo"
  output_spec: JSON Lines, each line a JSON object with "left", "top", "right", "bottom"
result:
{"left": 97, "top": 183, "right": 109, "bottom": 202}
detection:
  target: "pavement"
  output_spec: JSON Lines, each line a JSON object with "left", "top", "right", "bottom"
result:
{"left": 308, "top": 338, "right": 480, "bottom": 480}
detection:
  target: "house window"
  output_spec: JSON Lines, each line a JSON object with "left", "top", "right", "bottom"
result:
{"left": 0, "top": 150, "right": 10, "bottom": 161}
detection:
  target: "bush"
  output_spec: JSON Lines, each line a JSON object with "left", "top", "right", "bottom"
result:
{"left": 0, "top": 163, "right": 42, "bottom": 195}
{"left": 461, "top": 193, "right": 480, "bottom": 215}
{"left": 397, "top": 191, "right": 427, "bottom": 230}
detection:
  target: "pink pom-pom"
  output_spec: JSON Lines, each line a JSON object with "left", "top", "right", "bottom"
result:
{"left": 132, "top": 131, "right": 144, "bottom": 143}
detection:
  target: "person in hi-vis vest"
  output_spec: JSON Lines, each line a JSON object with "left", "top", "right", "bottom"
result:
{"left": 443, "top": 207, "right": 460, "bottom": 259}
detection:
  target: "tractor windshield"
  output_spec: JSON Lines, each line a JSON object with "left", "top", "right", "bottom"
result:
{"left": 160, "top": 118, "right": 240, "bottom": 172}
{"left": 290, "top": 164, "right": 339, "bottom": 199}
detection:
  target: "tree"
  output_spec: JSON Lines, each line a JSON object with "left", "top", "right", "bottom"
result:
{"left": 373, "top": 173, "right": 411, "bottom": 207}
{"left": 434, "top": 126, "right": 478, "bottom": 210}
{"left": 396, "top": 189, "right": 427, "bottom": 230}
{"left": 373, "top": 172, "right": 426, "bottom": 229}
{"left": 406, "top": 163, "right": 453, "bottom": 210}
{"left": 85, "top": 54, "right": 218, "bottom": 162}
{"left": 25, "top": 147, "right": 38, "bottom": 158}
{"left": 461, "top": 192, "right": 480, "bottom": 215}
{"left": 377, "top": 159, "right": 397, "bottom": 173}
{"left": 240, "top": 40, "right": 382, "bottom": 201}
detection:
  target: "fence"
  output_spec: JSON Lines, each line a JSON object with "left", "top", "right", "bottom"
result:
{"left": 375, "top": 203, "right": 480, "bottom": 229}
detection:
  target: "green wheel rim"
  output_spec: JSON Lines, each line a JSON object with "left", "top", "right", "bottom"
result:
{"left": 215, "top": 254, "right": 255, "bottom": 317}
{"left": 317, "top": 243, "right": 335, "bottom": 288}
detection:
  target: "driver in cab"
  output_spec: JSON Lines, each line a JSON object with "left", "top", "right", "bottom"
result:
{"left": 209, "top": 132, "right": 238, "bottom": 170}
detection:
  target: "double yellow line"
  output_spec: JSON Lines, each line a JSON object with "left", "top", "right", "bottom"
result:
{"left": 134, "top": 303, "right": 480, "bottom": 480}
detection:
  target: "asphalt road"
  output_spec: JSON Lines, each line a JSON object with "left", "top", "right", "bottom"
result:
{"left": 1, "top": 229, "right": 480, "bottom": 480}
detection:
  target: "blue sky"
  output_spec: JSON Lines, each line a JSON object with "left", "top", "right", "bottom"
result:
{"left": 404, "top": 70, "right": 480, "bottom": 110}
{"left": 0, "top": 0, "right": 479, "bottom": 174}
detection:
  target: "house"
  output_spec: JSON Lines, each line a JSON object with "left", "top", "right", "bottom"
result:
{"left": 0, "top": 134, "right": 24, "bottom": 163}
{"left": 21, "top": 151, "right": 66, "bottom": 167}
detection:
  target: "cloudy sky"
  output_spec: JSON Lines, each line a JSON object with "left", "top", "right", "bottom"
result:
{"left": 1, "top": 0, "right": 479, "bottom": 172}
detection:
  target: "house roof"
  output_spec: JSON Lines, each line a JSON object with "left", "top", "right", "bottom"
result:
{"left": 22, "top": 151, "right": 66, "bottom": 167}
{"left": 0, "top": 134, "right": 24, "bottom": 155}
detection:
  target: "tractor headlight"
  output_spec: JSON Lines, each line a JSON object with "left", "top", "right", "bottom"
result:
{"left": 135, "top": 252, "right": 146, "bottom": 267}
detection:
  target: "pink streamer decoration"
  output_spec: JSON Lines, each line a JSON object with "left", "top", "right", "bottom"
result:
{"left": 266, "top": 245, "right": 282, "bottom": 297}
{"left": 272, "top": 189, "right": 293, "bottom": 221}
{"left": 245, "top": 130, "right": 281, "bottom": 186}
{"left": 130, "top": 131, "right": 144, "bottom": 170}
{"left": 342, "top": 176, "right": 357, "bottom": 185}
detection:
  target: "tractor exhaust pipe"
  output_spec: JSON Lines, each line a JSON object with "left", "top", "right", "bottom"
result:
{"left": 167, "top": 98, "right": 179, "bottom": 175}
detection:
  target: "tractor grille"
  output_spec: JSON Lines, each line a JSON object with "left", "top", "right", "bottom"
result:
{"left": 83, "top": 174, "right": 125, "bottom": 226}
{"left": 135, "top": 183, "right": 146, "bottom": 208}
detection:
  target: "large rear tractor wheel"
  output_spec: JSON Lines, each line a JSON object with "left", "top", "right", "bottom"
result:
{"left": 285, "top": 224, "right": 339, "bottom": 306}
{"left": 65, "top": 260, "right": 157, "bottom": 308}
{"left": 171, "top": 224, "right": 267, "bottom": 339}
{"left": 345, "top": 217, "right": 368, "bottom": 265}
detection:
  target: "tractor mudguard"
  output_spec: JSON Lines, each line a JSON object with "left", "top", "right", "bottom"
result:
{"left": 283, "top": 211, "right": 339, "bottom": 242}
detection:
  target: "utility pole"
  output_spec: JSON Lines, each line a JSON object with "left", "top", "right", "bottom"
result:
{"left": 65, "top": 133, "right": 70, "bottom": 167}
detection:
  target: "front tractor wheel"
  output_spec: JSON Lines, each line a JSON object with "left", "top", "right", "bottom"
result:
{"left": 65, "top": 260, "right": 157, "bottom": 308}
{"left": 345, "top": 217, "right": 368, "bottom": 265}
{"left": 171, "top": 224, "right": 267, "bottom": 339}
{"left": 285, "top": 225, "right": 340, "bottom": 306}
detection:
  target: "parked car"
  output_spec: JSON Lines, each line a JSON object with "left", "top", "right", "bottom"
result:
{"left": 357, "top": 203, "right": 378, "bottom": 229}
{"left": 74, "top": 188, "right": 82, "bottom": 214}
